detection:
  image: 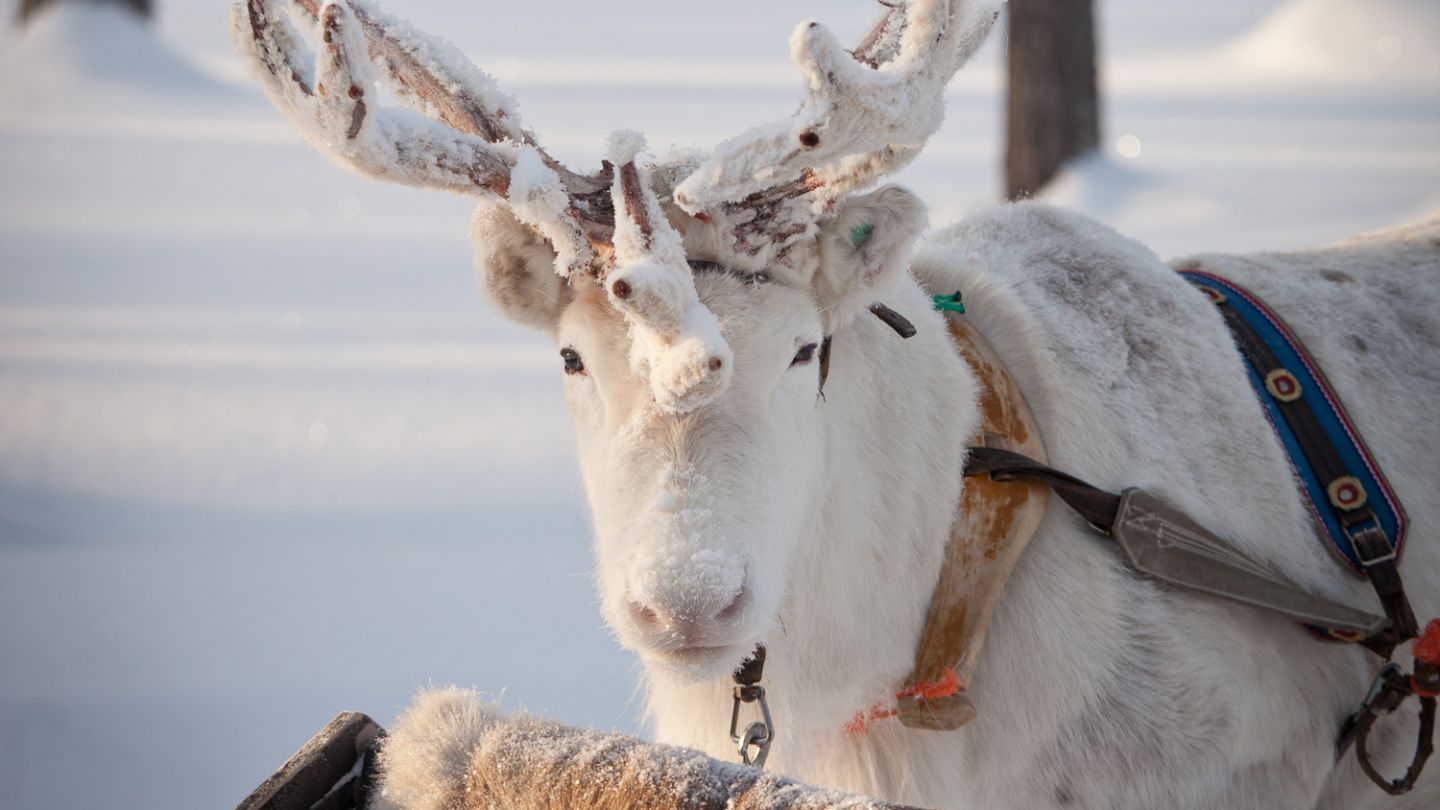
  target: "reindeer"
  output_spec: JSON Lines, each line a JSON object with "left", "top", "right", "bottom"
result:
{"left": 231, "top": 1, "right": 1440, "bottom": 807}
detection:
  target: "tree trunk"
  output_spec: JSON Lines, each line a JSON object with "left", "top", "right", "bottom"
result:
{"left": 19, "top": 0, "right": 152, "bottom": 26}
{"left": 1005, "top": 0, "right": 1099, "bottom": 201}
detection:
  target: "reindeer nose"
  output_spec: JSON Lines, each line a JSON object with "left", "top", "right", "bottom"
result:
{"left": 627, "top": 587, "right": 748, "bottom": 647}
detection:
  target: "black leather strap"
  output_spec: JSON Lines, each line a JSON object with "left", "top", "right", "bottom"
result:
{"left": 1337, "top": 666, "right": 1436, "bottom": 796}
{"left": 964, "top": 446, "right": 1120, "bottom": 532}
{"left": 734, "top": 644, "right": 766, "bottom": 688}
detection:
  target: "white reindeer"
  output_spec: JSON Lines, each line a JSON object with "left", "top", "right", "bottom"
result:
{"left": 232, "top": 1, "right": 1440, "bottom": 807}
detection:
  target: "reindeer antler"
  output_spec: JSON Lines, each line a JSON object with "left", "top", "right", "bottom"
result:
{"left": 606, "top": 132, "right": 733, "bottom": 413}
{"left": 234, "top": 0, "right": 730, "bottom": 411}
{"left": 674, "top": 0, "right": 1004, "bottom": 266}
{"left": 231, "top": 0, "right": 614, "bottom": 276}
{"left": 234, "top": 1, "right": 1003, "bottom": 412}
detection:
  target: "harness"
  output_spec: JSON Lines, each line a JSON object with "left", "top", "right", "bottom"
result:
{"left": 1180, "top": 269, "right": 1435, "bottom": 794}
{"left": 730, "top": 277, "right": 1439, "bottom": 796}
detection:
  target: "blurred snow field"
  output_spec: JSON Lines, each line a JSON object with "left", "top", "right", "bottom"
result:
{"left": 0, "top": 0, "right": 1436, "bottom": 808}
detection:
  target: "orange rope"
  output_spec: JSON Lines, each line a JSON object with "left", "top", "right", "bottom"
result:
{"left": 1414, "top": 619, "right": 1440, "bottom": 667}
{"left": 1411, "top": 620, "right": 1440, "bottom": 698}
{"left": 844, "top": 666, "right": 962, "bottom": 734}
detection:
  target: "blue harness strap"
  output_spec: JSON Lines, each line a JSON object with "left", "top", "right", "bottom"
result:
{"left": 1181, "top": 271, "right": 1439, "bottom": 794}
{"left": 1180, "top": 270, "right": 1411, "bottom": 644}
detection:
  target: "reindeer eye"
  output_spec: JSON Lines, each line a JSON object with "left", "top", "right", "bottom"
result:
{"left": 560, "top": 347, "right": 586, "bottom": 375}
{"left": 792, "top": 342, "right": 818, "bottom": 366}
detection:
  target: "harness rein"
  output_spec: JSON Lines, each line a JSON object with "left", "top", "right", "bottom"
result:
{"left": 728, "top": 281, "right": 1439, "bottom": 796}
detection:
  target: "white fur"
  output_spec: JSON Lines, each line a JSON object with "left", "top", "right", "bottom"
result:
{"left": 478, "top": 199, "right": 1439, "bottom": 809}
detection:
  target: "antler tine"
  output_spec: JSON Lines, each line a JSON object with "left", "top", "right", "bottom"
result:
{"left": 605, "top": 132, "right": 733, "bottom": 414}
{"left": 674, "top": 0, "right": 1004, "bottom": 263}
{"left": 286, "top": 0, "right": 608, "bottom": 198}
{"left": 231, "top": 0, "right": 613, "bottom": 276}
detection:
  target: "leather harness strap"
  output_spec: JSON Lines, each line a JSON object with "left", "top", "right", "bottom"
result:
{"left": 963, "top": 446, "right": 1439, "bottom": 794}
{"left": 964, "top": 446, "right": 1118, "bottom": 530}
{"left": 960, "top": 447, "right": 1389, "bottom": 636}
{"left": 1179, "top": 273, "right": 1410, "bottom": 597}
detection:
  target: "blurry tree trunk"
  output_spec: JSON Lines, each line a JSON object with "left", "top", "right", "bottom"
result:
{"left": 18, "top": 0, "right": 152, "bottom": 26}
{"left": 1005, "top": 0, "right": 1099, "bottom": 200}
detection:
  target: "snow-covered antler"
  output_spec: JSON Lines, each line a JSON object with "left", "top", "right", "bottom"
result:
{"left": 230, "top": 0, "right": 613, "bottom": 276}
{"left": 233, "top": 0, "right": 729, "bottom": 411}
{"left": 674, "top": 0, "right": 1004, "bottom": 265}
{"left": 606, "top": 132, "right": 732, "bottom": 414}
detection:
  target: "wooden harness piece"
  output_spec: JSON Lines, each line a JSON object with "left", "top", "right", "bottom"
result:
{"left": 893, "top": 315, "right": 1050, "bottom": 731}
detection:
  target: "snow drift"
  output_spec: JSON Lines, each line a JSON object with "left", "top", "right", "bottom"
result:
{"left": 1229, "top": 0, "right": 1440, "bottom": 85}
{"left": 0, "top": 1, "right": 244, "bottom": 113}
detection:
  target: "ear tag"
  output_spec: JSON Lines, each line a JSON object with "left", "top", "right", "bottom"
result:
{"left": 932, "top": 290, "right": 966, "bottom": 313}
{"left": 849, "top": 222, "right": 875, "bottom": 248}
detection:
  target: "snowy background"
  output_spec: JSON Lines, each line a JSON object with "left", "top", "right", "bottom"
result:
{"left": 0, "top": 0, "right": 1435, "bottom": 807}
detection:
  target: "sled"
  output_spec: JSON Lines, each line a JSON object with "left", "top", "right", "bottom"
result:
{"left": 236, "top": 712, "right": 382, "bottom": 810}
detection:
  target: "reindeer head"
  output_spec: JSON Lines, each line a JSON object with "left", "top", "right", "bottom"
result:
{"left": 234, "top": 0, "right": 1000, "bottom": 681}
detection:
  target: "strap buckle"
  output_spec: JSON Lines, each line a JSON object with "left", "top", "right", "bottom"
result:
{"left": 1344, "top": 511, "right": 1396, "bottom": 567}
{"left": 1362, "top": 663, "right": 1406, "bottom": 714}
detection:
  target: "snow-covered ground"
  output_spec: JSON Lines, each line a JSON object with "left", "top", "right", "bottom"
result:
{"left": 0, "top": 1, "right": 1435, "bottom": 808}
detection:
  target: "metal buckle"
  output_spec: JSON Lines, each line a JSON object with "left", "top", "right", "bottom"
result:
{"left": 1346, "top": 514, "right": 1397, "bottom": 567}
{"left": 1361, "top": 663, "right": 1403, "bottom": 713}
{"left": 729, "top": 683, "right": 774, "bottom": 768}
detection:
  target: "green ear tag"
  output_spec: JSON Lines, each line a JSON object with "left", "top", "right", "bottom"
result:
{"left": 849, "top": 222, "right": 874, "bottom": 248}
{"left": 932, "top": 290, "right": 966, "bottom": 313}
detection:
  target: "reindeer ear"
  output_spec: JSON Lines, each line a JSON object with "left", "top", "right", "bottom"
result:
{"left": 469, "top": 199, "right": 571, "bottom": 335}
{"left": 813, "top": 185, "right": 927, "bottom": 333}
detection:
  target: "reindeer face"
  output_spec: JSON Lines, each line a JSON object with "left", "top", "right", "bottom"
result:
{"left": 556, "top": 272, "right": 825, "bottom": 679}
{"left": 236, "top": 0, "right": 994, "bottom": 683}
{"left": 474, "top": 181, "right": 925, "bottom": 681}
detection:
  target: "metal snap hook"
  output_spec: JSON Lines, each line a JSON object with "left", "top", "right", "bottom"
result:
{"left": 730, "top": 683, "right": 774, "bottom": 768}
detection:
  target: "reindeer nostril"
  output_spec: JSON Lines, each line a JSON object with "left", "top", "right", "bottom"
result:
{"left": 718, "top": 588, "right": 749, "bottom": 624}
{"left": 708, "top": 356, "right": 724, "bottom": 372}
{"left": 632, "top": 602, "right": 660, "bottom": 628}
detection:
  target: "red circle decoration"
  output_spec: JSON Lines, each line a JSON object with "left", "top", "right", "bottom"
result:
{"left": 1265, "top": 368, "right": 1302, "bottom": 402}
{"left": 1328, "top": 476, "right": 1367, "bottom": 510}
